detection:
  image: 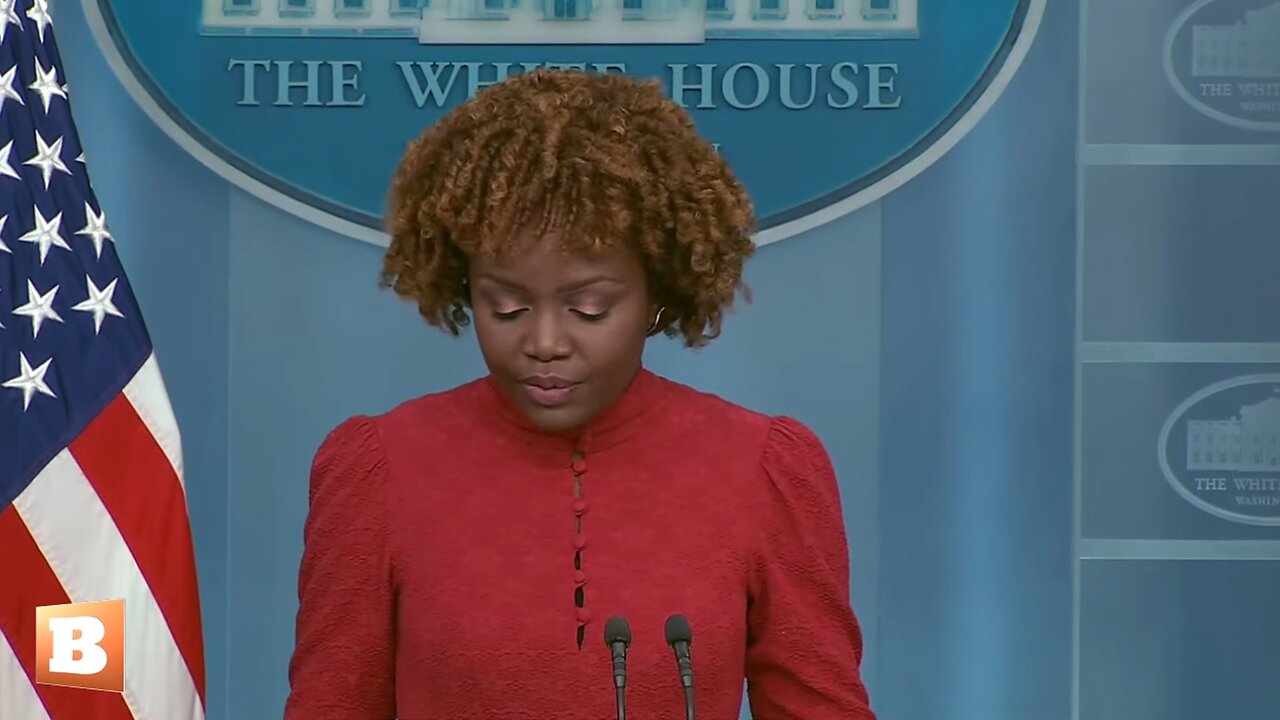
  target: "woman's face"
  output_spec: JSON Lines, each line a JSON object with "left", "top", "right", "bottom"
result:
{"left": 468, "top": 234, "right": 656, "bottom": 434}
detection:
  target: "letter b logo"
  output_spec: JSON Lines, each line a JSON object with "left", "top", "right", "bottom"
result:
{"left": 36, "top": 599, "right": 125, "bottom": 693}
{"left": 48, "top": 616, "right": 109, "bottom": 675}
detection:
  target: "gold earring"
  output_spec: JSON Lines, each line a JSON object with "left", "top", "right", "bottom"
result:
{"left": 646, "top": 306, "right": 666, "bottom": 336}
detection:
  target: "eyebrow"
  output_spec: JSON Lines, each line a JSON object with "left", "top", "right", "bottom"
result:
{"left": 475, "top": 273, "right": 624, "bottom": 294}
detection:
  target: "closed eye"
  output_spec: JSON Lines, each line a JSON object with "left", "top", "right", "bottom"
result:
{"left": 573, "top": 309, "right": 609, "bottom": 322}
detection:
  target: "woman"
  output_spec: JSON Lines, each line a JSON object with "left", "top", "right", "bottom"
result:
{"left": 284, "top": 68, "right": 876, "bottom": 720}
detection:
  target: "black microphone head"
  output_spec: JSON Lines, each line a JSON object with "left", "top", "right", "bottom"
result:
{"left": 604, "top": 615, "right": 632, "bottom": 647}
{"left": 664, "top": 614, "right": 692, "bottom": 646}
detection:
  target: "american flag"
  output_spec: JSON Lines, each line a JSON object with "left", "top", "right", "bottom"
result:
{"left": 0, "top": 1, "right": 206, "bottom": 719}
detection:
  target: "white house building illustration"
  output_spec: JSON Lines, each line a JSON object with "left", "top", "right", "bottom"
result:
{"left": 1187, "top": 394, "right": 1280, "bottom": 473}
{"left": 204, "top": 0, "right": 916, "bottom": 43}
{"left": 1192, "top": 1, "right": 1280, "bottom": 78}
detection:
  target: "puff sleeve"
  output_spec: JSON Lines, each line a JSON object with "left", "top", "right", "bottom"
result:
{"left": 284, "top": 417, "right": 397, "bottom": 720}
{"left": 744, "top": 417, "right": 876, "bottom": 719}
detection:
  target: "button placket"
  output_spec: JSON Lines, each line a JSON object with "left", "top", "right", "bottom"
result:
{"left": 570, "top": 449, "right": 590, "bottom": 648}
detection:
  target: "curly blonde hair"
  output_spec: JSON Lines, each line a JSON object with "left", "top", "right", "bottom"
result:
{"left": 380, "top": 68, "right": 756, "bottom": 348}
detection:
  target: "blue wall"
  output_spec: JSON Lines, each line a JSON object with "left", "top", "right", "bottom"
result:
{"left": 57, "top": 1, "right": 1279, "bottom": 719}
{"left": 877, "top": 0, "right": 1077, "bottom": 712}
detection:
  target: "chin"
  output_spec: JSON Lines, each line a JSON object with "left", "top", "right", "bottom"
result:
{"left": 522, "top": 404, "right": 588, "bottom": 434}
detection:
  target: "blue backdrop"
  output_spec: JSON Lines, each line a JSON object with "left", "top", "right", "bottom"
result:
{"left": 52, "top": 0, "right": 1280, "bottom": 718}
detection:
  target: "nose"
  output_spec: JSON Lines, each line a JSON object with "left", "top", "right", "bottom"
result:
{"left": 522, "top": 308, "right": 571, "bottom": 362}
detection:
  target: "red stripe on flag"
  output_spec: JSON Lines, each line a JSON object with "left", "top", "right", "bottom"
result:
{"left": 69, "top": 393, "right": 207, "bottom": 704}
{"left": 0, "top": 505, "right": 137, "bottom": 720}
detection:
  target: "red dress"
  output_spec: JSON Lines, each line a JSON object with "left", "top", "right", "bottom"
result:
{"left": 284, "top": 367, "right": 876, "bottom": 720}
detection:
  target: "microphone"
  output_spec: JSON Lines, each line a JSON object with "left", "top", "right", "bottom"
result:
{"left": 664, "top": 614, "right": 695, "bottom": 720}
{"left": 604, "top": 615, "right": 632, "bottom": 720}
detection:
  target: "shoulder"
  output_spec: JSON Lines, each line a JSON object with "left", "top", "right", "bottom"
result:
{"left": 652, "top": 378, "right": 847, "bottom": 551}
{"left": 753, "top": 415, "right": 844, "bottom": 526}
{"left": 371, "top": 375, "right": 491, "bottom": 432}
{"left": 307, "top": 415, "right": 388, "bottom": 514}
{"left": 759, "top": 415, "right": 835, "bottom": 475}
{"left": 650, "top": 373, "right": 773, "bottom": 438}
{"left": 652, "top": 373, "right": 833, "bottom": 465}
{"left": 312, "top": 414, "right": 382, "bottom": 476}
{"left": 319, "top": 376, "right": 489, "bottom": 453}
{"left": 309, "top": 377, "right": 489, "bottom": 488}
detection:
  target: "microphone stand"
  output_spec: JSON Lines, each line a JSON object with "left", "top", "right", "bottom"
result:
{"left": 605, "top": 616, "right": 632, "bottom": 720}
{"left": 675, "top": 653, "right": 694, "bottom": 720}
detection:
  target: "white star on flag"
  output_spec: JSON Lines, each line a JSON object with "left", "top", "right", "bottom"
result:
{"left": 23, "top": 131, "right": 69, "bottom": 189}
{"left": 0, "top": 0, "right": 21, "bottom": 45}
{"left": 28, "top": 62, "right": 66, "bottom": 113}
{"left": 0, "top": 65, "right": 23, "bottom": 114}
{"left": 72, "top": 275, "right": 124, "bottom": 334}
{"left": 12, "top": 278, "right": 64, "bottom": 339}
{"left": 25, "top": 0, "right": 50, "bottom": 42}
{"left": 18, "top": 206, "right": 68, "bottom": 264}
{"left": 77, "top": 202, "right": 114, "bottom": 258}
{"left": 0, "top": 140, "right": 19, "bottom": 180}
{"left": 0, "top": 214, "right": 9, "bottom": 254}
{"left": 2, "top": 351, "right": 56, "bottom": 411}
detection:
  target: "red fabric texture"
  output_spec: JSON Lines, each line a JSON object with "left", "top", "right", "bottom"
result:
{"left": 284, "top": 367, "right": 876, "bottom": 720}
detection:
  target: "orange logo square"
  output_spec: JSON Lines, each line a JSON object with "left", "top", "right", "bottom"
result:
{"left": 35, "top": 599, "right": 125, "bottom": 693}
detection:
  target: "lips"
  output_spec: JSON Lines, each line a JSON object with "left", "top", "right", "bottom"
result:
{"left": 521, "top": 375, "right": 579, "bottom": 408}
{"left": 524, "top": 375, "right": 576, "bottom": 390}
